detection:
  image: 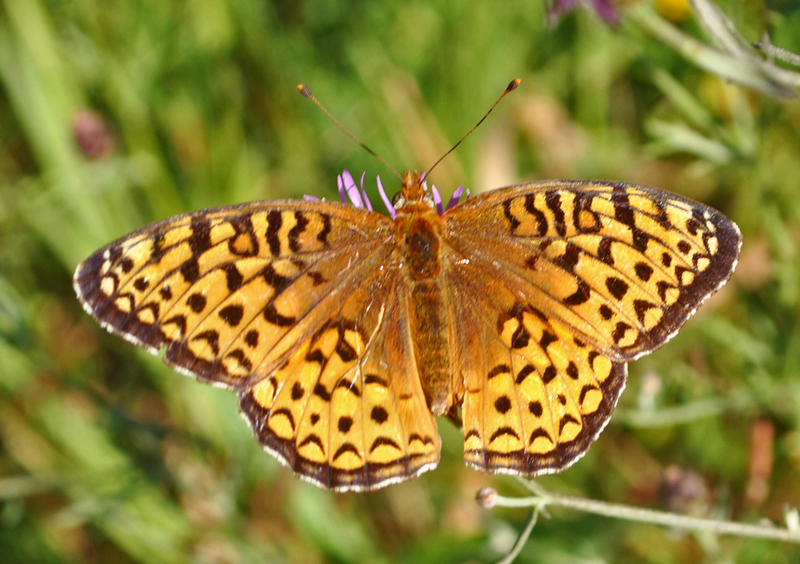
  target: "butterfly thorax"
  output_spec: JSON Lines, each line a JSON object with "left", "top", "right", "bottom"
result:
{"left": 393, "top": 172, "right": 453, "bottom": 416}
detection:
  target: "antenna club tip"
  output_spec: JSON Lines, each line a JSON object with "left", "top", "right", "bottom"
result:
{"left": 297, "top": 84, "right": 311, "bottom": 98}
{"left": 507, "top": 78, "right": 521, "bottom": 92}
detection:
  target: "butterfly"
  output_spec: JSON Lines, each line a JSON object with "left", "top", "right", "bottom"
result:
{"left": 74, "top": 167, "right": 741, "bottom": 492}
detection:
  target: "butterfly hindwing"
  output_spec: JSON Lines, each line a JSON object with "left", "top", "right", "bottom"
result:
{"left": 238, "top": 267, "right": 441, "bottom": 491}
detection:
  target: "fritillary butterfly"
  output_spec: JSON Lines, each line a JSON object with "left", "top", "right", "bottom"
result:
{"left": 74, "top": 164, "right": 740, "bottom": 491}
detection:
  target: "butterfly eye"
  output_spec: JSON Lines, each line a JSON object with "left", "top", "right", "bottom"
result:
{"left": 391, "top": 191, "right": 405, "bottom": 208}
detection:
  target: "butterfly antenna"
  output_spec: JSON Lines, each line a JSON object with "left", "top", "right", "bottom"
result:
{"left": 425, "top": 78, "right": 520, "bottom": 179}
{"left": 297, "top": 84, "right": 402, "bottom": 181}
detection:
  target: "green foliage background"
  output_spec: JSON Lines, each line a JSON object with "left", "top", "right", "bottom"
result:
{"left": 1, "top": 0, "right": 800, "bottom": 562}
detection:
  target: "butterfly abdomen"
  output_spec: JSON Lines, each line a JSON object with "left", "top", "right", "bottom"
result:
{"left": 396, "top": 207, "right": 453, "bottom": 416}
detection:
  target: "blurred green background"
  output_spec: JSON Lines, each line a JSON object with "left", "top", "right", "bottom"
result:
{"left": 2, "top": 0, "right": 800, "bottom": 562}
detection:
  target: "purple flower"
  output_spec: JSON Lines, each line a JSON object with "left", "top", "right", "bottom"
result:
{"left": 72, "top": 109, "right": 117, "bottom": 160}
{"left": 546, "top": 0, "right": 619, "bottom": 25}
{"left": 305, "top": 170, "right": 470, "bottom": 219}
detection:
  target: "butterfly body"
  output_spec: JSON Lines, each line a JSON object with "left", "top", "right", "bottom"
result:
{"left": 75, "top": 173, "right": 741, "bottom": 491}
{"left": 395, "top": 172, "right": 455, "bottom": 416}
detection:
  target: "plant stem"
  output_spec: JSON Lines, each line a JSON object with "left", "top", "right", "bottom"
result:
{"left": 488, "top": 480, "right": 800, "bottom": 544}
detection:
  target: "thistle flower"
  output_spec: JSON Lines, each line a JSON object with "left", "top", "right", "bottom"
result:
{"left": 545, "top": 0, "right": 619, "bottom": 26}
{"left": 306, "top": 170, "right": 469, "bottom": 219}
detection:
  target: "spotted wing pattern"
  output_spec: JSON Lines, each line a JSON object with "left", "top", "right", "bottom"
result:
{"left": 443, "top": 180, "right": 741, "bottom": 476}
{"left": 74, "top": 201, "right": 439, "bottom": 491}
{"left": 239, "top": 266, "right": 440, "bottom": 491}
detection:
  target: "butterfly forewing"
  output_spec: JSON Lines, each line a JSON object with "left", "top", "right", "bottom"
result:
{"left": 443, "top": 180, "right": 740, "bottom": 475}
{"left": 445, "top": 181, "right": 741, "bottom": 360}
{"left": 74, "top": 201, "right": 395, "bottom": 388}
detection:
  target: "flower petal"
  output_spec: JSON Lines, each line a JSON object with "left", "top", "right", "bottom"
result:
{"left": 376, "top": 175, "right": 396, "bottom": 219}
{"left": 431, "top": 185, "right": 444, "bottom": 215}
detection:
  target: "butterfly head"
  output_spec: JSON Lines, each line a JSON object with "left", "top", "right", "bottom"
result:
{"left": 391, "top": 171, "right": 436, "bottom": 213}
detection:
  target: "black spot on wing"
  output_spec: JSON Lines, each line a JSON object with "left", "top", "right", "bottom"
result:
{"left": 370, "top": 436, "right": 401, "bottom": 453}
{"left": 263, "top": 303, "right": 295, "bottom": 327}
{"left": 551, "top": 242, "right": 580, "bottom": 272}
{"left": 523, "top": 194, "right": 548, "bottom": 236}
{"left": 611, "top": 188, "right": 649, "bottom": 251}
{"left": 634, "top": 262, "right": 653, "bottom": 282}
{"left": 494, "top": 396, "right": 512, "bottom": 414}
{"left": 266, "top": 210, "right": 282, "bottom": 256}
{"left": 489, "top": 427, "right": 520, "bottom": 444}
{"left": 218, "top": 304, "right": 244, "bottom": 326}
{"left": 540, "top": 330, "right": 558, "bottom": 349}
{"left": 605, "top": 277, "right": 628, "bottom": 301}
{"left": 313, "top": 383, "right": 332, "bottom": 402}
{"left": 516, "top": 365, "right": 535, "bottom": 385}
{"left": 370, "top": 406, "right": 389, "bottom": 424}
{"left": 545, "top": 191, "right": 567, "bottom": 236}
{"left": 511, "top": 322, "right": 531, "bottom": 349}
{"left": 559, "top": 414, "right": 580, "bottom": 434}
{"left": 332, "top": 443, "right": 361, "bottom": 461}
{"left": 364, "top": 374, "right": 389, "bottom": 387}
{"left": 288, "top": 211, "right": 309, "bottom": 252}
{"left": 488, "top": 364, "right": 511, "bottom": 379}
{"left": 225, "top": 349, "right": 252, "bottom": 371}
{"left": 338, "top": 416, "right": 353, "bottom": 433}
{"left": 261, "top": 264, "right": 293, "bottom": 293}
{"left": 186, "top": 293, "right": 207, "bottom": 313}
{"left": 597, "top": 238, "right": 614, "bottom": 266}
{"left": 225, "top": 264, "right": 244, "bottom": 292}
{"left": 317, "top": 213, "right": 332, "bottom": 246}
{"left": 244, "top": 329, "right": 259, "bottom": 348}
{"left": 120, "top": 256, "right": 135, "bottom": 274}
{"left": 566, "top": 362, "right": 579, "bottom": 380}
{"left": 298, "top": 434, "right": 325, "bottom": 453}
{"left": 503, "top": 199, "right": 521, "bottom": 231}
{"left": 180, "top": 217, "right": 212, "bottom": 283}
{"left": 529, "top": 427, "right": 553, "bottom": 445}
{"left": 563, "top": 279, "right": 591, "bottom": 305}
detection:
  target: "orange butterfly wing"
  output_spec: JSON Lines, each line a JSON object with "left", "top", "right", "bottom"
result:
{"left": 443, "top": 180, "right": 741, "bottom": 475}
